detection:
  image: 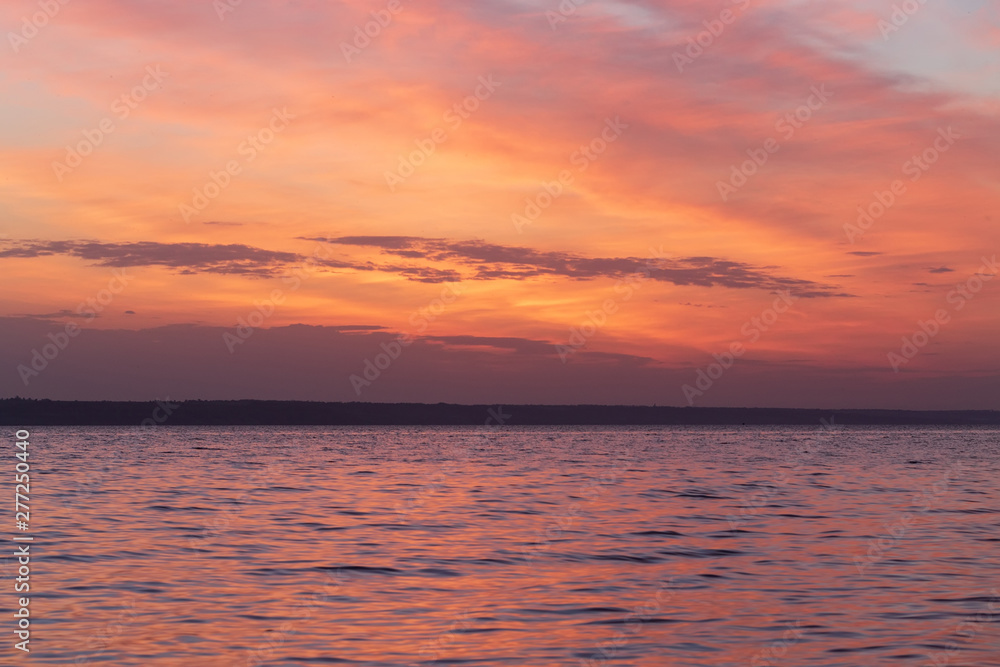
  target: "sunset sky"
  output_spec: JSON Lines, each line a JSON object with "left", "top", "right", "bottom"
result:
{"left": 1, "top": 0, "right": 998, "bottom": 408}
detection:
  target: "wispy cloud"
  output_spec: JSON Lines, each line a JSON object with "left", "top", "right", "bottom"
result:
{"left": 0, "top": 240, "right": 303, "bottom": 277}
{"left": 2, "top": 236, "right": 850, "bottom": 296}
{"left": 307, "top": 236, "right": 852, "bottom": 297}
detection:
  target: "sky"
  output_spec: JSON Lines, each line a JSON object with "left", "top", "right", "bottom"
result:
{"left": 1, "top": 0, "right": 998, "bottom": 408}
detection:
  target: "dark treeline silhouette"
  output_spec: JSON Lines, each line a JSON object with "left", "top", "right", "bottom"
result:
{"left": 1, "top": 398, "right": 999, "bottom": 426}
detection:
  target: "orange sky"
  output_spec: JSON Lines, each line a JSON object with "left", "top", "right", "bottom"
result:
{"left": 1, "top": 0, "right": 998, "bottom": 407}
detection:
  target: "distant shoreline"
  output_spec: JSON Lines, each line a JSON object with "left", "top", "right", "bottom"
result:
{"left": 2, "top": 399, "right": 998, "bottom": 426}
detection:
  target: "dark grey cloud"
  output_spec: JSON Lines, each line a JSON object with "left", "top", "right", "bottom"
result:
{"left": 928, "top": 267, "right": 955, "bottom": 273}
{"left": 306, "top": 236, "right": 851, "bottom": 297}
{"left": 423, "top": 335, "right": 561, "bottom": 355}
{"left": 0, "top": 238, "right": 459, "bottom": 283}
{"left": 0, "top": 240, "right": 302, "bottom": 277}
{"left": 2, "top": 236, "right": 849, "bottom": 296}
{"left": 847, "top": 251, "right": 882, "bottom": 257}
{"left": 333, "top": 236, "right": 423, "bottom": 249}
{"left": 381, "top": 265, "right": 463, "bottom": 283}
{"left": 679, "top": 302, "right": 725, "bottom": 308}
{"left": 8, "top": 309, "right": 93, "bottom": 320}
{"left": 310, "top": 325, "right": 387, "bottom": 332}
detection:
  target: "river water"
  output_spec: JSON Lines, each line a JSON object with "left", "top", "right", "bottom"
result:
{"left": 14, "top": 425, "right": 1000, "bottom": 665}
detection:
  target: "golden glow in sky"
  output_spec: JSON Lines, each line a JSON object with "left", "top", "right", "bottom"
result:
{"left": 1, "top": 0, "right": 998, "bottom": 407}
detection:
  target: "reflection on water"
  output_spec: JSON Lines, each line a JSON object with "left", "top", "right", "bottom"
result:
{"left": 16, "top": 426, "right": 1000, "bottom": 665}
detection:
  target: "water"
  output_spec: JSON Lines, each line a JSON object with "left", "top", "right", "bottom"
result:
{"left": 14, "top": 426, "right": 1000, "bottom": 665}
